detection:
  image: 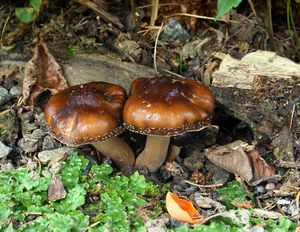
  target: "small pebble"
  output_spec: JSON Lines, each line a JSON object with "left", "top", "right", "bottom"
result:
{"left": 0, "top": 87, "right": 11, "bottom": 105}
{"left": 9, "top": 85, "right": 22, "bottom": 98}
{"left": 277, "top": 199, "right": 291, "bottom": 205}
{"left": 42, "top": 135, "right": 61, "bottom": 150}
{"left": 0, "top": 141, "right": 12, "bottom": 158}
{"left": 287, "top": 203, "right": 298, "bottom": 215}
{"left": 17, "top": 137, "right": 38, "bottom": 153}
{"left": 265, "top": 182, "right": 276, "bottom": 191}
{"left": 118, "top": 40, "right": 142, "bottom": 62}
{"left": 160, "top": 18, "right": 190, "bottom": 42}
{"left": 249, "top": 225, "right": 264, "bottom": 232}
{"left": 26, "top": 159, "right": 38, "bottom": 170}
{"left": 1, "top": 161, "right": 14, "bottom": 171}
{"left": 37, "top": 147, "right": 73, "bottom": 164}
{"left": 254, "top": 185, "right": 265, "bottom": 195}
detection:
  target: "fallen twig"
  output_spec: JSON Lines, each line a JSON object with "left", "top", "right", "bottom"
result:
{"left": 74, "top": 0, "right": 123, "bottom": 29}
{"left": 274, "top": 160, "right": 300, "bottom": 169}
{"left": 168, "top": 13, "right": 239, "bottom": 24}
{"left": 154, "top": 22, "right": 163, "bottom": 74}
{"left": 184, "top": 180, "right": 223, "bottom": 188}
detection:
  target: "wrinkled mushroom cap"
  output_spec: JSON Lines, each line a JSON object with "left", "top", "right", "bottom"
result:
{"left": 123, "top": 76, "right": 215, "bottom": 136}
{"left": 44, "top": 82, "right": 127, "bottom": 146}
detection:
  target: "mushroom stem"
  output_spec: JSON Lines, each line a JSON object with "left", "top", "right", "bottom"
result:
{"left": 135, "top": 136, "right": 170, "bottom": 172}
{"left": 92, "top": 136, "right": 135, "bottom": 168}
{"left": 166, "top": 145, "right": 181, "bottom": 162}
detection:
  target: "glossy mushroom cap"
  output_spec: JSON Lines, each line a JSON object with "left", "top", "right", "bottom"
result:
{"left": 123, "top": 76, "right": 215, "bottom": 136}
{"left": 44, "top": 82, "right": 127, "bottom": 146}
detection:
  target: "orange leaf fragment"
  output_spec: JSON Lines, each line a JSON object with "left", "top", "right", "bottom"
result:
{"left": 166, "top": 192, "right": 203, "bottom": 224}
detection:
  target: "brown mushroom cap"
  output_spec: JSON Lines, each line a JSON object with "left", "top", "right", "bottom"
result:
{"left": 44, "top": 82, "right": 127, "bottom": 146}
{"left": 123, "top": 76, "right": 215, "bottom": 136}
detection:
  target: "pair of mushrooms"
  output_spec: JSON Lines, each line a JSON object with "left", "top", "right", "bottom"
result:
{"left": 44, "top": 76, "right": 215, "bottom": 172}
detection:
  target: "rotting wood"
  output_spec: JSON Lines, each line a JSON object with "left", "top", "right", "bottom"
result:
{"left": 212, "top": 50, "right": 300, "bottom": 89}
{"left": 1, "top": 52, "right": 156, "bottom": 93}
{"left": 211, "top": 50, "right": 299, "bottom": 161}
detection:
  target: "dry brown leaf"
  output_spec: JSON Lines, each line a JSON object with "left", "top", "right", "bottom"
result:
{"left": 204, "top": 140, "right": 277, "bottom": 186}
{"left": 23, "top": 37, "right": 68, "bottom": 108}
{"left": 247, "top": 149, "right": 275, "bottom": 185}
{"left": 205, "top": 141, "right": 253, "bottom": 183}
{"left": 166, "top": 192, "right": 203, "bottom": 224}
{"left": 48, "top": 176, "right": 67, "bottom": 201}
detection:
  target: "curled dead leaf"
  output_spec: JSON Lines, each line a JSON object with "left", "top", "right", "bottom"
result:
{"left": 166, "top": 192, "right": 203, "bottom": 224}
{"left": 23, "top": 36, "right": 68, "bottom": 108}
{"left": 204, "top": 140, "right": 277, "bottom": 186}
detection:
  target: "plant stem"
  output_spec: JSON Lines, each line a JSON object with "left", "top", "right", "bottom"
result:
{"left": 266, "top": 0, "right": 276, "bottom": 51}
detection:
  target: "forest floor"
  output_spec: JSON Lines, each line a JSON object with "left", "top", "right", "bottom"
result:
{"left": 0, "top": 0, "right": 300, "bottom": 231}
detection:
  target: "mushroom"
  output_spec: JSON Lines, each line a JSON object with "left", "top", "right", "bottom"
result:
{"left": 44, "top": 82, "right": 135, "bottom": 168}
{"left": 123, "top": 76, "right": 215, "bottom": 172}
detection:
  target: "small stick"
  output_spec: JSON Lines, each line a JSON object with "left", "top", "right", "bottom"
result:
{"left": 33, "top": 155, "right": 42, "bottom": 175}
{"left": 137, "top": 3, "right": 180, "bottom": 9}
{"left": 0, "top": 109, "right": 10, "bottom": 117}
{"left": 161, "top": 69, "right": 185, "bottom": 79}
{"left": 130, "top": 0, "right": 140, "bottom": 30}
{"left": 296, "top": 191, "right": 300, "bottom": 208}
{"left": 154, "top": 22, "right": 163, "bottom": 74}
{"left": 200, "top": 212, "right": 226, "bottom": 225}
{"left": 289, "top": 104, "right": 296, "bottom": 129}
{"left": 24, "top": 212, "right": 46, "bottom": 216}
{"left": 274, "top": 160, "right": 300, "bottom": 169}
{"left": 150, "top": 0, "right": 159, "bottom": 27}
{"left": 185, "top": 180, "right": 223, "bottom": 188}
{"left": 247, "top": 0, "right": 257, "bottom": 17}
{"left": 266, "top": 0, "right": 276, "bottom": 51}
{"left": 1, "top": 14, "right": 10, "bottom": 46}
{"left": 168, "top": 13, "right": 239, "bottom": 24}
{"left": 88, "top": 221, "right": 101, "bottom": 228}
{"left": 74, "top": 0, "right": 123, "bottom": 29}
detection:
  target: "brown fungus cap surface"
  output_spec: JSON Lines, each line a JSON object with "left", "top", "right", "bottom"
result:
{"left": 123, "top": 76, "right": 215, "bottom": 136}
{"left": 44, "top": 82, "right": 127, "bottom": 146}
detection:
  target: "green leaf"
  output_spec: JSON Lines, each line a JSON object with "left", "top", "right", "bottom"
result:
{"left": 0, "top": 204, "right": 13, "bottom": 226}
{"left": 15, "top": 7, "right": 35, "bottom": 23}
{"left": 60, "top": 154, "right": 89, "bottom": 189}
{"left": 51, "top": 185, "right": 86, "bottom": 213}
{"left": 215, "top": 0, "right": 243, "bottom": 20}
{"left": 65, "top": 47, "right": 76, "bottom": 57}
{"left": 49, "top": 211, "right": 89, "bottom": 232}
{"left": 217, "top": 181, "right": 249, "bottom": 209}
{"left": 30, "top": 0, "right": 42, "bottom": 11}
{"left": 129, "top": 172, "right": 148, "bottom": 194}
{"left": 22, "top": 216, "right": 49, "bottom": 231}
{"left": 173, "top": 218, "right": 244, "bottom": 232}
{"left": 89, "top": 163, "right": 113, "bottom": 184}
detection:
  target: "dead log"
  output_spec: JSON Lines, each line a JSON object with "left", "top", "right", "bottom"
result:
{"left": 1, "top": 51, "right": 156, "bottom": 93}
{"left": 211, "top": 51, "right": 300, "bottom": 161}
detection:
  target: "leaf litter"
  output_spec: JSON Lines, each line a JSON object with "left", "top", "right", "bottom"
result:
{"left": 23, "top": 35, "right": 68, "bottom": 108}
